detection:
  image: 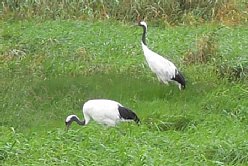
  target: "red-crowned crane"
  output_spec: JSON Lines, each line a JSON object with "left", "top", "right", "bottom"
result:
{"left": 138, "top": 21, "right": 186, "bottom": 90}
{"left": 65, "top": 99, "right": 140, "bottom": 129}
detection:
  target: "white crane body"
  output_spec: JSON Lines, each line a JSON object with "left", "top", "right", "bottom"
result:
{"left": 65, "top": 99, "right": 140, "bottom": 129}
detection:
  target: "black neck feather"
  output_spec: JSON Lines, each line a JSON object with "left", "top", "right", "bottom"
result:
{"left": 75, "top": 118, "right": 85, "bottom": 126}
{"left": 141, "top": 26, "right": 147, "bottom": 45}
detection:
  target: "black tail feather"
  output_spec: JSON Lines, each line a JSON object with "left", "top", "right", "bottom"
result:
{"left": 118, "top": 106, "right": 140, "bottom": 124}
{"left": 172, "top": 70, "right": 186, "bottom": 89}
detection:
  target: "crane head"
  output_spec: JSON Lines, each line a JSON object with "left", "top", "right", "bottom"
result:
{"left": 138, "top": 21, "right": 147, "bottom": 30}
{"left": 65, "top": 115, "right": 77, "bottom": 130}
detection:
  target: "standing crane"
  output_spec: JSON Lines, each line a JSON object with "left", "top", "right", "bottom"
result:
{"left": 138, "top": 21, "right": 186, "bottom": 90}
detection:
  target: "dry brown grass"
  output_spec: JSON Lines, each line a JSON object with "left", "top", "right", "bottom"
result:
{"left": 1, "top": 0, "right": 247, "bottom": 25}
{"left": 183, "top": 32, "right": 219, "bottom": 65}
{"left": 215, "top": 1, "right": 248, "bottom": 25}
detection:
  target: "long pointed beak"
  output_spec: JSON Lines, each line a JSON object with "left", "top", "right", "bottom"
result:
{"left": 130, "top": 23, "right": 138, "bottom": 28}
{"left": 65, "top": 122, "right": 70, "bottom": 131}
{"left": 135, "top": 22, "right": 139, "bottom": 26}
{"left": 65, "top": 126, "right": 68, "bottom": 131}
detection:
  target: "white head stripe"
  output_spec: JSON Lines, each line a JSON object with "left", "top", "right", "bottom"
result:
{"left": 65, "top": 115, "right": 77, "bottom": 122}
{"left": 139, "top": 21, "right": 147, "bottom": 29}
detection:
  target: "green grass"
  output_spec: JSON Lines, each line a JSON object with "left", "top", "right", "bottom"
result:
{"left": 1, "top": 20, "right": 248, "bottom": 165}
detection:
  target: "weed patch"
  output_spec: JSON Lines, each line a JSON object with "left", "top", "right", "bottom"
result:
{"left": 216, "top": 56, "right": 248, "bottom": 81}
{"left": 145, "top": 115, "right": 197, "bottom": 132}
{"left": 183, "top": 31, "right": 219, "bottom": 65}
{"left": 204, "top": 141, "right": 248, "bottom": 165}
{"left": 202, "top": 85, "right": 248, "bottom": 122}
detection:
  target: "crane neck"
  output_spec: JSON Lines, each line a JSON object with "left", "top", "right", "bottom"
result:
{"left": 74, "top": 117, "right": 86, "bottom": 126}
{"left": 141, "top": 26, "right": 147, "bottom": 46}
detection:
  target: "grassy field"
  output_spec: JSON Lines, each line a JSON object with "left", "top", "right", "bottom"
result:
{"left": 1, "top": 19, "right": 248, "bottom": 165}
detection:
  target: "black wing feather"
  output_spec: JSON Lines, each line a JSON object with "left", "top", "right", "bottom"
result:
{"left": 172, "top": 70, "right": 186, "bottom": 89}
{"left": 118, "top": 106, "right": 140, "bottom": 124}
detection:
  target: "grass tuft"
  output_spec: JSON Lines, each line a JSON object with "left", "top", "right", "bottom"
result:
{"left": 216, "top": 56, "right": 248, "bottom": 81}
{"left": 204, "top": 141, "right": 248, "bottom": 164}
{"left": 183, "top": 30, "right": 219, "bottom": 65}
{"left": 153, "top": 116, "right": 196, "bottom": 132}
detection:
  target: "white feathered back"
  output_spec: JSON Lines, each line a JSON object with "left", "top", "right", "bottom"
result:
{"left": 141, "top": 42, "right": 177, "bottom": 81}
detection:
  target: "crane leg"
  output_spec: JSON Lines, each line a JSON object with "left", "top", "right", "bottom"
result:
{"left": 156, "top": 77, "right": 162, "bottom": 84}
{"left": 178, "top": 84, "right": 182, "bottom": 90}
{"left": 156, "top": 75, "right": 169, "bottom": 86}
{"left": 174, "top": 81, "right": 182, "bottom": 90}
{"left": 161, "top": 79, "right": 169, "bottom": 85}
{"left": 156, "top": 76, "right": 166, "bottom": 84}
